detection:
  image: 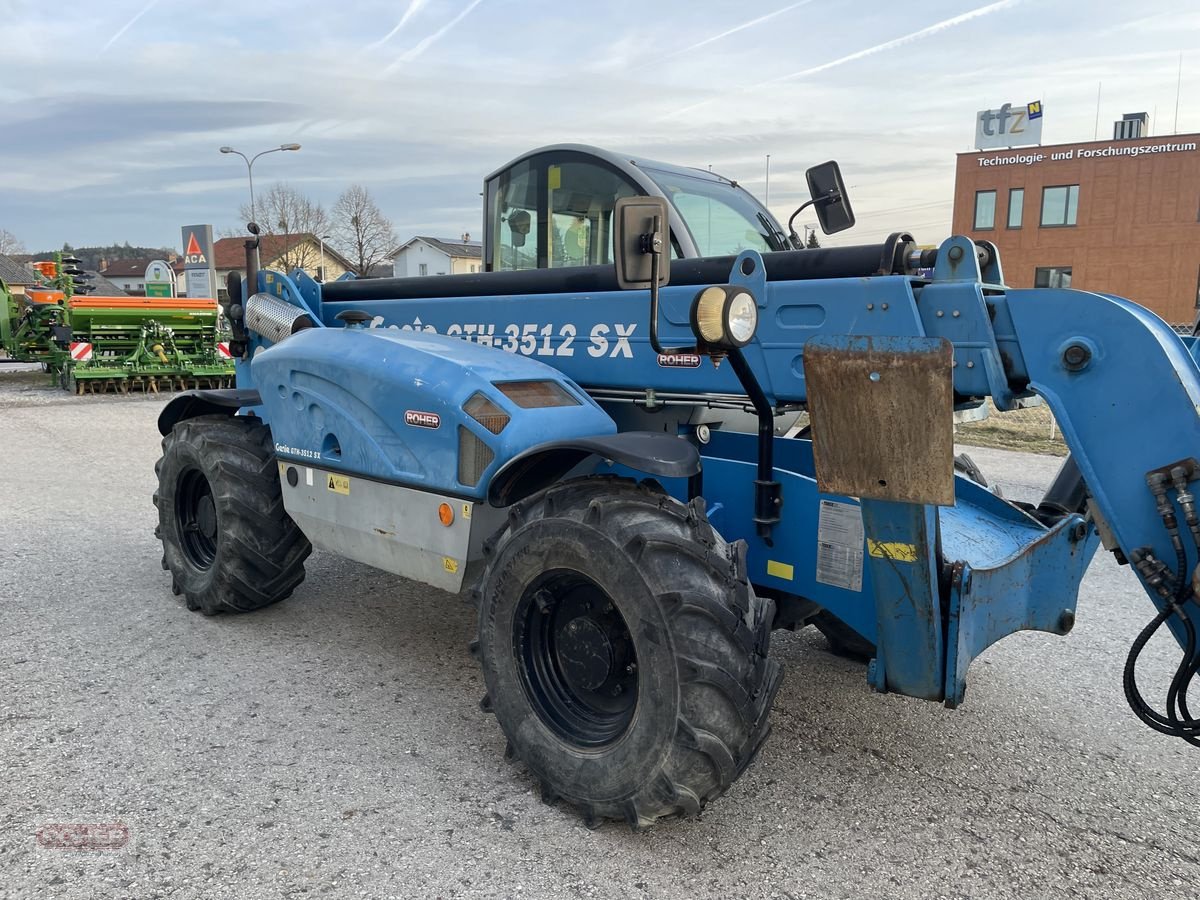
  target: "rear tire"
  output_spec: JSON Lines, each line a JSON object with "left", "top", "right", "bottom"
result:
{"left": 154, "top": 415, "right": 310, "bottom": 615}
{"left": 478, "top": 477, "right": 781, "bottom": 828}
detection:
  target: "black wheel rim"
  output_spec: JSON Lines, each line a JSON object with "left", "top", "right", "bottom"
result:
{"left": 514, "top": 569, "right": 639, "bottom": 748}
{"left": 176, "top": 467, "right": 218, "bottom": 570}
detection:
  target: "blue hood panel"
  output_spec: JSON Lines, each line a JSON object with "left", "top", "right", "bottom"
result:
{"left": 251, "top": 328, "right": 615, "bottom": 498}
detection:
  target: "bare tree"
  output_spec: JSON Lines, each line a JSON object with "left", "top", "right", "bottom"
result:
{"left": 237, "top": 183, "right": 329, "bottom": 272}
{"left": 0, "top": 228, "right": 26, "bottom": 256}
{"left": 331, "top": 185, "right": 397, "bottom": 278}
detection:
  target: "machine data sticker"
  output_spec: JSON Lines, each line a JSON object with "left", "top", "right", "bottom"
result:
{"left": 816, "top": 500, "right": 864, "bottom": 592}
{"left": 326, "top": 474, "right": 350, "bottom": 495}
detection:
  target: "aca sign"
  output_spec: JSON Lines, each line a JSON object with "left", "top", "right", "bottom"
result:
{"left": 975, "top": 101, "right": 1043, "bottom": 151}
{"left": 180, "top": 224, "right": 217, "bottom": 300}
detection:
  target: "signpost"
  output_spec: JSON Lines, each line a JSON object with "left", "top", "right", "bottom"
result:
{"left": 144, "top": 259, "right": 175, "bottom": 298}
{"left": 975, "top": 101, "right": 1044, "bottom": 151}
{"left": 180, "top": 224, "right": 217, "bottom": 299}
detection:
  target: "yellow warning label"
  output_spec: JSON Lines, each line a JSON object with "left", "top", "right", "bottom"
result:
{"left": 462, "top": 503, "right": 472, "bottom": 520}
{"left": 868, "top": 540, "right": 919, "bottom": 562}
{"left": 442, "top": 557, "right": 459, "bottom": 574}
{"left": 278, "top": 462, "right": 287, "bottom": 476}
{"left": 766, "top": 559, "right": 794, "bottom": 581}
{"left": 547, "top": 165, "right": 561, "bottom": 190}
{"left": 326, "top": 474, "right": 350, "bottom": 495}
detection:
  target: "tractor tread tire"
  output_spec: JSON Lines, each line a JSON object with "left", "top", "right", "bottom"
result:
{"left": 478, "top": 476, "right": 781, "bottom": 829}
{"left": 154, "top": 414, "right": 310, "bottom": 615}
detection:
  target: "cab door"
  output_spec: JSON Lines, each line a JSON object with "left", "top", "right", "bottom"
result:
{"left": 485, "top": 151, "right": 644, "bottom": 272}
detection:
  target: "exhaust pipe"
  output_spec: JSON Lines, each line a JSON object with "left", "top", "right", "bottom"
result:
{"left": 244, "top": 294, "right": 314, "bottom": 346}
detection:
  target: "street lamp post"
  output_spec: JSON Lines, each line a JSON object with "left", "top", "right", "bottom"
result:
{"left": 218, "top": 143, "right": 301, "bottom": 227}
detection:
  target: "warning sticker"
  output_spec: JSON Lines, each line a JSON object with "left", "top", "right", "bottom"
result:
{"left": 442, "top": 557, "right": 459, "bottom": 574}
{"left": 816, "top": 499, "right": 864, "bottom": 592}
{"left": 868, "top": 540, "right": 919, "bottom": 563}
{"left": 326, "top": 474, "right": 350, "bottom": 495}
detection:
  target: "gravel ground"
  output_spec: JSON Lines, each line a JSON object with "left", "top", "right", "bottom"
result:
{"left": 1, "top": 374, "right": 1197, "bottom": 899}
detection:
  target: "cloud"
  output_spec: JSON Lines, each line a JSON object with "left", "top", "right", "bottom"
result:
{"left": 383, "top": 0, "right": 485, "bottom": 73}
{"left": 368, "top": 0, "right": 430, "bottom": 50}
{"left": 761, "top": 0, "right": 1023, "bottom": 84}
{"left": 101, "top": 0, "right": 161, "bottom": 53}
{"left": 670, "top": 0, "right": 1024, "bottom": 116}
{"left": 658, "top": 0, "right": 816, "bottom": 63}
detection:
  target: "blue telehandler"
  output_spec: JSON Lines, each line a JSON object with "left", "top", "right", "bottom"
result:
{"left": 155, "top": 145, "right": 1200, "bottom": 829}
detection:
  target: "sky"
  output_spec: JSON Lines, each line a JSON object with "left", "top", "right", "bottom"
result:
{"left": 1, "top": 0, "right": 1198, "bottom": 254}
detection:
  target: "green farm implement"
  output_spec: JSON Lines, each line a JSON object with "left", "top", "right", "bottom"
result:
{"left": 2, "top": 277, "right": 235, "bottom": 394}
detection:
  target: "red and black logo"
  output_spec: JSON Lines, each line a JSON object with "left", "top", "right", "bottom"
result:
{"left": 404, "top": 410, "right": 440, "bottom": 429}
{"left": 657, "top": 353, "right": 702, "bottom": 368}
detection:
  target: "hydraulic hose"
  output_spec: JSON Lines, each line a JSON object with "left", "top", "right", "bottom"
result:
{"left": 1123, "top": 471, "right": 1200, "bottom": 746}
{"left": 1123, "top": 592, "right": 1200, "bottom": 746}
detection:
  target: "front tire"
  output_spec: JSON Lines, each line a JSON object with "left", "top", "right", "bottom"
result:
{"left": 478, "top": 478, "right": 781, "bottom": 828}
{"left": 154, "top": 415, "right": 311, "bottom": 615}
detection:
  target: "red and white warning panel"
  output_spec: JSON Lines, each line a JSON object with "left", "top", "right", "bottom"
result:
{"left": 69, "top": 342, "right": 93, "bottom": 362}
{"left": 217, "top": 342, "right": 232, "bottom": 359}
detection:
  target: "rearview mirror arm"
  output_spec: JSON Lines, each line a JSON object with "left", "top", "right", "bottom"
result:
{"left": 786, "top": 190, "right": 842, "bottom": 247}
{"left": 646, "top": 214, "right": 696, "bottom": 357}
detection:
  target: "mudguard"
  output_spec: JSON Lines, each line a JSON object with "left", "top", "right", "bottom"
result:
{"left": 487, "top": 432, "right": 699, "bottom": 506}
{"left": 157, "top": 388, "right": 262, "bottom": 436}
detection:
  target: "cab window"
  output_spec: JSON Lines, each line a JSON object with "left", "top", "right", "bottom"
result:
{"left": 491, "top": 158, "right": 540, "bottom": 271}
{"left": 641, "top": 166, "right": 779, "bottom": 257}
{"left": 488, "top": 153, "right": 642, "bottom": 271}
{"left": 546, "top": 161, "right": 638, "bottom": 269}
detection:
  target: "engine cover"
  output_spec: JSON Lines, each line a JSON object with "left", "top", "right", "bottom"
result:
{"left": 251, "top": 326, "right": 615, "bottom": 499}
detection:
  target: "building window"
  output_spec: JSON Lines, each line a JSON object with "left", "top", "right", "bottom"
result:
{"left": 418, "top": 263, "right": 428, "bottom": 276}
{"left": 1034, "top": 266, "right": 1072, "bottom": 289}
{"left": 1007, "top": 188, "right": 1024, "bottom": 228}
{"left": 973, "top": 190, "right": 996, "bottom": 230}
{"left": 1041, "top": 185, "right": 1079, "bottom": 227}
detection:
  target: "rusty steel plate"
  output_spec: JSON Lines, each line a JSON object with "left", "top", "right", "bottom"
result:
{"left": 804, "top": 335, "right": 955, "bottom": 506}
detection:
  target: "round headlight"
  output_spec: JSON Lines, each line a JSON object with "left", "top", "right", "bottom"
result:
{"left": 726, "top": 292, "right": 757, "bottom": 345}
{"left": 690, "top": 285, "right": 758, "bottom": 349}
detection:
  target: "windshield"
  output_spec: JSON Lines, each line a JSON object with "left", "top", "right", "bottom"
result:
{"left": 641, "top": 166, "right": 784, "bottom": 257}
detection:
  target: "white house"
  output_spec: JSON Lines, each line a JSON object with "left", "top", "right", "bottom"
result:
{"left": 393, "top": 235, "right": 482, "bottom": 277}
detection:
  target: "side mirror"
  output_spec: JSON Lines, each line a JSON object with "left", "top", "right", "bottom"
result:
{"left": 805, "top": 161, "right": 855, "bottom": 235}
{"left": 613, "top": 196, "right": 670, "bottom": 290}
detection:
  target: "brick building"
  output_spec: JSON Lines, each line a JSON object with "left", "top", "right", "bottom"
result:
{"left": 951, "top": 122, "right": 1200, "bottom": 325}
